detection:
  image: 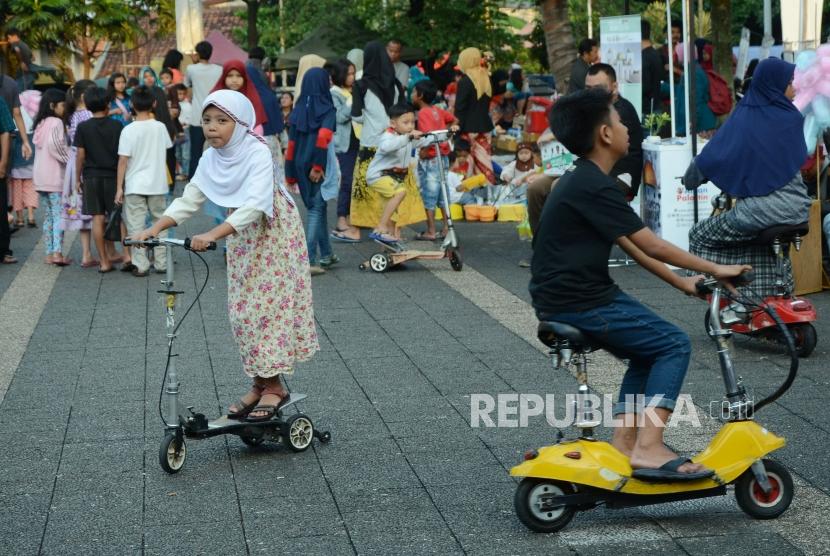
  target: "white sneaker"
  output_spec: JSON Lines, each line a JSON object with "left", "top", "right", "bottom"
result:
{"left": 309, "top": 265, "right": 326, "bottom": 276}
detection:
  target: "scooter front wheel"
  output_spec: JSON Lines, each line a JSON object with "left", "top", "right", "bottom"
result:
{"left": 789, "top": 323, "right": 817, "bottom": 358}
{"left": 159, "top": 433, "right": 187, "bottom": 474}
{"left": 514, "top": 478, "right": 576, "bottom": 533}
{"left": 734, "top": 459, "right": 794, "bottom": 519}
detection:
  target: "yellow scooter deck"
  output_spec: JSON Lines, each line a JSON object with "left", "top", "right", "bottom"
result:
{"left": 510, "top": 421, "right": 785, "bottom": 495}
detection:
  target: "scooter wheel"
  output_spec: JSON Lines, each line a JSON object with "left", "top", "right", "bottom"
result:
{"left": 789, "top": 323, "right": 817, "bottom": 358}
{"left": 319, "top": 431, "right": 332, "bottom": 444}
{"left": 514, "top": 478, "right": 576, "bottom": 533}
{"left": 283, "top": 414, "right": 315, "bottom": 452}
{"left": 369, "top": 253, "right": 389, "bottom": 273}
{"left": 159, "top": 433, "right": 186, "bottom": 474}
{"left": 448, "top": 249, "right": 463, "bottom": 272}
{"left": 734, "top": 459, "right": 794, "bottom": 519}
{"left": 359, "top": 263, "right": 367, "bottom": 271}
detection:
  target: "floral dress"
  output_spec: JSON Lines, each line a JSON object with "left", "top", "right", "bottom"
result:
{"left": 227, "top": 182, "right": 319, "bottom": 377}
{"left": 61, "top": 109, "right": 93, "bottom": 231}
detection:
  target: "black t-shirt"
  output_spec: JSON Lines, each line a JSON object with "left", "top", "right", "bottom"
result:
{"left": 612, "top": 95, "right": 644, "bottom": 192}
{"left": 74, "top": 116, "right": 123, "bottom": 178}
{"left": 641, "top": 46, "right": 663, "bottom": 115}
{"left": 529, "top": 158, "right": 645, "bottom": 314}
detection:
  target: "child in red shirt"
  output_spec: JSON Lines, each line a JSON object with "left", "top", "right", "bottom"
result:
{"left": 412, "top": 80, "right": 458, "bottom": 240}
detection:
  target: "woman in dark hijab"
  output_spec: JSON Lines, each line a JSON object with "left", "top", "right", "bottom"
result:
{"left": 285, "top": 68, "right": 338, "bottom": 274}
{"left": 686, "top": 57, "right": 811, "bottom": 296}
{"left": 350, "top": 40, "right": 421, "bottom": 232}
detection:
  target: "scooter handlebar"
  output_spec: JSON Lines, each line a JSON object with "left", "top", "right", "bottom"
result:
{"left": 695, "top": 270, "right": 755, "bottom": 295}
{"left": 123, "top": 237, "right": 217, "bottom": 251}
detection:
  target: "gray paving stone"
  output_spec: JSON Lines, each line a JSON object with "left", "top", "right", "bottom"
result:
{"left": 676, "top": 532, "right": 801, "bottom": 555}
{"left": 144, "top": 522, "right": 247, "bottom": 555}
{"left": 0, "top": 492, "right": 51, "bottom": 555}
{"left": 343, "top": 508, "right": 461, "bottom": 555}
{"left": 248, "top": 532, "right": 355, "bottom": 555}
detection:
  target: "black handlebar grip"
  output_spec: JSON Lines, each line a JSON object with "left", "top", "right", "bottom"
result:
{"left": 695, "top": 279, "right": 711, "bottom": 296}
{"left": 184, "top": 238, "right": 218, "bottom": 251}
{"left": 733, "top": 270, "right": 754, "bottom": 287}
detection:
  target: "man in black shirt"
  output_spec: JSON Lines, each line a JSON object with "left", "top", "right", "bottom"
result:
{"left": 568, "top": 38, "right": 599, "bottom": 93}
{"left": 529, "top": 88, "right": 748, "bottom": 481}
{"left": 585, "top": 63, "right": 644, "bottom": 198}
{"left": 5, "top": 28, "right": 34, "bottom": 91}
{"left": 641, "top": 20, "right": 664, "bottom": 117}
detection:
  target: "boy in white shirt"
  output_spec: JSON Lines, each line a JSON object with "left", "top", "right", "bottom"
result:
{"left": 116, "top": 85, "right": 173, "bottom": 276}
{"left": 365, "top": 103, "right": 427, "bottom": 245}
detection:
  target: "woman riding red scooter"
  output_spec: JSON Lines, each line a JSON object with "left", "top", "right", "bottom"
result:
{"left": 684, "top": 57, "right": 818, "bottom": 356}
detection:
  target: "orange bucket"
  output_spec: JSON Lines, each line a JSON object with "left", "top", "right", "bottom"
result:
{"left": 478, "top": 206, "right": 497, "bottom": 222}
{"left": 463, "top": 205, "right": 481, "bottom": 221}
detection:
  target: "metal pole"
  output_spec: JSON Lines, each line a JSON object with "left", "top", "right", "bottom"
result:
{"left": 587, "top": 0, "right": 593, "bottom": 39}
{"left": 667, "top": 0, "right": 677, "bottom": 138}
{"left": 279, "top": 0, "right": 287, "bottom": 88}
{"left": 684, "top": 0, "right": 700, "bottom": 222}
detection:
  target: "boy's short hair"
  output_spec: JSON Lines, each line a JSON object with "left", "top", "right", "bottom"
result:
{"left": 578, "top": 38, "right": 598, "bottom": 55}
{"left": 174, "top": 83, "right": 188, "bottom": 93}
{"left": 160, "top": 68, "right": 173, "bottom": 79}
{"left": 414, "top": 80, "right": 438, "bottom": 104}
{"left": 454, "top": 137, "right": 471, "bottom": 152}
{"left": 388, "top": 102, "right": 415, "bottom": 120}
{"left": 83, "top": 86, "right": 110, "bottom": 113}
{"left": 195, "top": 41, "right": 213, "bottom": 60}
{"left": 127, "top": 76, "right": 139, "bottom": 88}
{"left": 131, "top": 85, "right": 155, "bottom": 112}
{"left": 548, "top": 88, "right": 614, "bottom": 157}
{"left": 249, "top": 46, "right": 266, "bottom": 60}
{"left": 641, "top": 19, "right": 652, "bottom": 40}
{"left": 587, "top": 63, "right": 617, "bottom": 82}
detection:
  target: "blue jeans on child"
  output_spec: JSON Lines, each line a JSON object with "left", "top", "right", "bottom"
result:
{"left": 304, "top": 186, "right": 332, "bottom": 265}
{"left": 537, "top": 290, "right": 691, "bottom": 415}
{"left": 417, "top": 155, "right": 448, "bottom": 211}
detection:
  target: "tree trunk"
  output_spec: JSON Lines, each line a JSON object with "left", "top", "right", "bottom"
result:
{"left": 246, "top": 0, "right": 260, "bottom": 50}
{"left": 711, "top": 0, "right": 732, "bottom": 105}
{"left": 83, "top": 50, "right": 91, "bottom": 79}
{"left": 540, "top": 0, "right": 577, "bottom": 92}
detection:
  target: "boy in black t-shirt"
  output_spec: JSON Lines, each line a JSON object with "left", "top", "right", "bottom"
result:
{"left": 75, "top": 86, "right": 123, "bottom": 273}
{"left": 529, "top": 88, "right": 749, "bottom": 480}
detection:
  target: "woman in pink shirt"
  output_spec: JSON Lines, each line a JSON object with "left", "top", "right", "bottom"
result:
{"left": 33, "top": 89, "right": 72, "bottom": 266}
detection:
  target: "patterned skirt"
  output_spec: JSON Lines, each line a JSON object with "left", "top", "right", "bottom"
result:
{"left": 688, "top": 212, "right": 793, "bottom": 298}
{"left": 349, "top": 147, "right": 426, "bottom": 229}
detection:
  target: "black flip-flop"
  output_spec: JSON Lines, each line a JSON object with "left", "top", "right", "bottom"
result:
{"left": 413, "top": 231, "right": 438, "bottom": 241}
{"left": 330, "top": 230, "right": 360, "bottom": 243}
{"left": 631, "top": 457, "right": 714, "bottom": 482}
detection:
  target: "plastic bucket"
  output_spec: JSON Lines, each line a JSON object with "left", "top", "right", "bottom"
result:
{"left": 497, "top": 204, "right": 526, "bottom": 222}
{"left": 463, "top": 205, "right": 481, "bottom": 221}
{"left": 478, "top": 206, "right": 497, "bottom": 222}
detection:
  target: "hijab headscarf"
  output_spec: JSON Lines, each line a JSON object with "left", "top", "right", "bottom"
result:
{"left": 294, "top": 54, "right": 327, "bottom": 101}
{"left": 246, "top": 60, "right": 283, "bottom": 136}
{"left": 700, "top": 43, "right": 714, "bottom": 72}
{"left": 352, "top": 40, "right": 402, "bottom": 117}
{"left": 140, "top": 66, "right": 161, "bottom": 88}
{"left": 515, "top": 143, "right": 535, "bottom": 172}
{"left": 458, "top": 48, "right": 491, "bottom": 99}
{"left": 289, "top": 67, "right": 336, "bottom": 134}
{"left": 211, "top": 59, "right": 267, "bottom": 130}
{"left": 193, "top": 90, "right": 275, "bottom": 218}
{"left": 695, "top": 57, "right": 806, "bottom": 198}
{"left": 347, "top": 48, "right": 364, "bottom": 79}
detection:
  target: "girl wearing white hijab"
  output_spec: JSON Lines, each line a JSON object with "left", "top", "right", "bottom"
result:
{"left": 132, "top": 90, "right": 319, "bottom": 422}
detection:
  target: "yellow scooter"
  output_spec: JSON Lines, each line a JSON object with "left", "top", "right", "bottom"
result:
{"left": 511, "top": 273, "right": 797, "bottom": 533}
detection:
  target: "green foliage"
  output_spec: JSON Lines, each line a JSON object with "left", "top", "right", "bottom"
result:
{"left": 644, "top": 111, "right": 670, "bottom": 135}
{"left": 238, "top": 0, "right": 523, "bottom": 66}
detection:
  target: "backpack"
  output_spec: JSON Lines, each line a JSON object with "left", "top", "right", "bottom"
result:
{"left": 705, "top": 69, "right": 733, "bottom": 116}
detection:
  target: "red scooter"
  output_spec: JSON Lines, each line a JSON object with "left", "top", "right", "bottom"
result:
{"left": 704, "top": 223, "right": 818, "bottom": 357}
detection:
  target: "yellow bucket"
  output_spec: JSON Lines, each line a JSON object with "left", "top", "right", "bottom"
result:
{"left": 478, "top": 206, "right": 498, "bottom": 222}
{"left": 436, "top": 203, "right": 464, "bottom": 220}
{"left": 463, "top": 205, "right": 481, "bottom": 221}
{"left": 497, "top": 204, "right": 526, "bottom": 222}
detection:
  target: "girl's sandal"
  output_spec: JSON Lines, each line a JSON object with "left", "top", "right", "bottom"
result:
{"left": 228, "top": 384, "right": 265, "bottom": 419}
{"left": 245, "top": 387, "right": 287, "bottom": 422}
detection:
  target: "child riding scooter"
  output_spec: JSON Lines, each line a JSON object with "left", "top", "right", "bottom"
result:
{"left": 528, "top": 88, "right": 749, "bottom": 480}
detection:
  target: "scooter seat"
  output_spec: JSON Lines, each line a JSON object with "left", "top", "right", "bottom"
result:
{"left": 537, "top": 321, "right": 594, "bottom": 350}
{"left": 750, "top": 223, "right": 809, "bottom": 246}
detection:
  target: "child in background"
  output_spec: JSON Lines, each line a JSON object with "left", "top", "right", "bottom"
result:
{"left": 116, "top": 85, "right": 173, "bottom": 277}
{"left": 411, "top": 79, "right": 458, "bottom": 241}
{"left": 62, "top": 80, "right": 97, "bottom": 267}
{"left": 175, "top": 84, "right": 191, "bottom": 181}
{"left": 498, "top": 142, "right": 539, "bottom": 201}
{"left": 9, "top": 90, "right": 39, "bottom": 228}
{"left": 284, "top": 67, "right": 338, "bottom": 275}
{"left": 159, "top": 68, "right": 174, "bottom": 89}
{"left": 32, "top": 88, "right": 71, "bottom": 265}
{"left": 107, "top": 72, "right": 132, "bottom": 125}
{"left": 211, "top": 60, "right": 267, "bottom": 136}
{"left": 365, "top": 103, "right": 428, "bottom": 245}
{"left": 74, "top": 86, "right": 123, "bottom": 273}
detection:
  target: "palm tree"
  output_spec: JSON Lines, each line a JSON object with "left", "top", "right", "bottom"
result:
{"left": 540, "top": 0, "right": 578, "bottom": 92}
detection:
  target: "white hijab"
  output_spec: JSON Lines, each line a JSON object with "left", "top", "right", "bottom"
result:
{"left": 193, "top": 90, "right": 274, "bottom": 218}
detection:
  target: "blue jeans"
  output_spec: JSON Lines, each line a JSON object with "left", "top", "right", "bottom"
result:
{"left": 417, "top": 156, "right": 448, "bottom": 210}
{"left": 538, "top": 291, "right": 691, "bottom": 415}
{"left": 303, "top": 186, "right": 332, "bottom": 265}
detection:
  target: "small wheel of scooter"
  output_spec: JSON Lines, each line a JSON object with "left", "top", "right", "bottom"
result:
{"left": 319, "top": 431, "right": 332, "bottom": 444}
{"left": 359, "top": 263, "right": 367, "bottom": 271}
{"left": 788, "top": 323, "right": 817, "bottom": 358}
{"left": 283, "top": 414, "right": 315, "bottom": 452}
{"left": 369, "top": 253, "right": 389, "bottom": 273}
{"left": 240, "top": 435, "right": 265, "bottom": 447}
{"left": 734, "top": 459, "right": 794, "bottom": 519}
{"left": 514, "top": 478, "right": 576, "bottom": 533}
{"left": 159, "top": 433, "right": 187, "bottom": 474}
{"left": 448, "top": 249, "right": 463, "bottom": 272}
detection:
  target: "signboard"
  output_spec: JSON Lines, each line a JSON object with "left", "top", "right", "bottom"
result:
{"left": 540, "top": 140, "right": 576, "bottom": 176}
{"left": 600, "top": 15, "right": 643, "bottom": 119}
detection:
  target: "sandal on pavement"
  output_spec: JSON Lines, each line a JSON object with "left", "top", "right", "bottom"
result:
{"left": 245, "top": 388, "right": 286, "bottom": 422}
{"left": 228, "top": 384, "right": 265, "bottom": 419}
{"left": 330, "top": 230, "right": 361, "bottom": 243}
{"left": 631, "top": 457, "right": 714, "bottom": 482}
{"left": 369, "top": 231, "right": 401, "bottom": 247}
{"left": 120, "top": 262, "right": 137, "bottom": 272}
{"left": 413, "top": 231, "right": 437, "bottom": 241}
{"left": 81, "top": 260, "right": 100, "bottom": 268}
{"left": 52, "top": 257, "right": 72, "bottom": 267}
{"left": 1, "top": 255, "right": 18, "bottom": 264}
